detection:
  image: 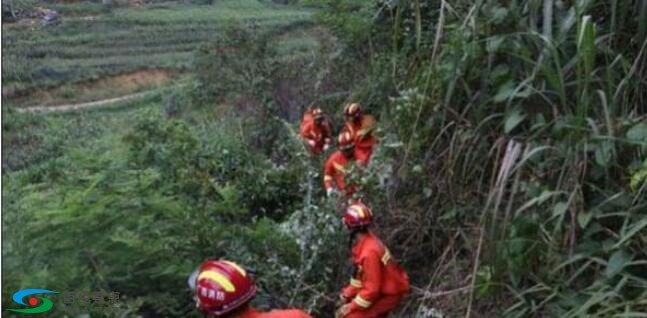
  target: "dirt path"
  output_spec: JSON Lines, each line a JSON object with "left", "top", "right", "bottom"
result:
{"left": 5, "top": 69, "right": 178, "bottom": 108}
{"left": 16, "top": 90, "right": 156, "bottom": 113}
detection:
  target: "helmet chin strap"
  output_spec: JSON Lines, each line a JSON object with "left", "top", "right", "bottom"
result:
{"left": 188, "top": 268, "right": 199, "bottom": 292}
{"left": 348, "top": 228, "right": 363, "bottom": 250}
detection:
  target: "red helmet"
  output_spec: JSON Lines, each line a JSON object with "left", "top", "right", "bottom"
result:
{"left": 195, "top": 260, "right": 256, "bottom": 316}
{"left": 312, "top": 107, "right": 324, "bottom": 119}
{"left": 343, "top": 201, "right": 374, "bottom": 229}
{"left": 344, "top": 103, "right": 362, "bottom": 118}
{"left": 338, "top": 131, "right": 354, "bottom": 150}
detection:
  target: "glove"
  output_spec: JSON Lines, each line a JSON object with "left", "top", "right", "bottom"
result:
{"left": 326, "top": 188, "right": 336, "bottom": 197}
{"left": 337, "top": 294, "right": 349, "bottom": 307}
{"left": 323, "top": 144, "right": 330, "bottom": 151}
{"left": 308, "top": 140, "right": 316, "bottom": 147}
{"left": 335, "top": 304, "right": 351, "bottom": 318}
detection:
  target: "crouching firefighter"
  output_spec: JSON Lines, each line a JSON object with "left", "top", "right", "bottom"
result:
{"left": 189, "top": 260, "right": 312, "bottom": 318}
{"left": 300, "top": 107, "right": 333, "bottom": 155}
{"left": 341, "top": 103, "right": 377, "bottom": 166}
{"left": 324, "top": 131, "right": 357, "bottom": 198}
{"left": 336, "top": 202, "right": 410, "bottom": 318}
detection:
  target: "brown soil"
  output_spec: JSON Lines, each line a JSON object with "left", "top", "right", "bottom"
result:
{"left": 4, "top": 68, "right": 178, "bottom": 107}
{"left": 87, "top": 68, "right": 175, "bottom": 93}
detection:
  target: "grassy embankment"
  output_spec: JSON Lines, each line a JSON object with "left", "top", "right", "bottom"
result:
{"left": 2, "top": 0, "right": 314, "bottom": 107}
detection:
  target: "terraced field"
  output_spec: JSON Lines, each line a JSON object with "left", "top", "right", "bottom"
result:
{"left": 2, "top": 0, "right": 313, "bottom": 107}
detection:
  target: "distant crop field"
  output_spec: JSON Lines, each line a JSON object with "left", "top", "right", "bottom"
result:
{"left": 2, "top": 0, "right": 312, "bottom": 106}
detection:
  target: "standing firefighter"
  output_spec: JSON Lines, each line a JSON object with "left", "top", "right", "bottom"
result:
{"left": 324, "top": 131, "right": 356, "bottom": 197}
{"left": 336, "top": 202, "right": 409, "bottom": 318}
{"left": 189, "top": 260, "right": 312, "bottom": 318}
{"left": 342, "top": 103, "right": 377, "bottom": 166}
{"left": 300, "top": 107, "right": 333, "bottom": 155}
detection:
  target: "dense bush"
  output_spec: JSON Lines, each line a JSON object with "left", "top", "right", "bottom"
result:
{"left": 314, "top": 0, "right": 647, "bottom": 316}
{"left": 1, "top": 108, "right": 339, "bottom": 316}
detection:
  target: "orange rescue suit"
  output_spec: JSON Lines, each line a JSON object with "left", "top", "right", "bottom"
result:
{"left": 238, "top": 307, "right": 312, "bottom": 318}
{"left": 343, "top": 115, "right": 377, "bottom": 165}
{"left": 300, "top": 112, "right": 332, "bottom": 154}
{"left": 324, "top": 150, "right": 356, "bottom": 195}
{"left": 341, "top": 232, "right": 409, "bottom": 318}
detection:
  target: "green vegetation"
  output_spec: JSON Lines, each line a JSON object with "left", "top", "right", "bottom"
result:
{"left": 2, "top": 0, "right": 311, "bottom": 106}
{"left": 3, "top": 2, "right": 332, "bottom": 316}
{"left": 309, "top": 0, "right": 647, "bottom": 316}
{"left": 2, "top": 0, "right": 646, "bottom": 317}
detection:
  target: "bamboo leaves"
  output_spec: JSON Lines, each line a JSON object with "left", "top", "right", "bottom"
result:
{"left": 630, "top": 159, "right": 647, "bottom": 192}
{"left": 504, "top": 108, "right": 526, "bottom": 133}
{"left": 577, "top": 210, "right": 593, "bottom": 229}
{"left": 626, "top": 122, "right": 647, "bottom": 149}
{"left": 576, "top": 15, "right": 596, "bottom": 116}
{"left": 605, "top": 249, "right": 632, "bottom": 278}
{"left": 494, "top": 80, "right": 517, "bottom": 103}
{"left": 613, "top": 216, "right": 647, "bottom": 249}
{"left": 413, "top": 0, "right": 421, "bottom": 51}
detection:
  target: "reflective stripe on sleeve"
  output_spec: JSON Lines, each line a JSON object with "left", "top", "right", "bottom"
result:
{"left": 353, "top": 295, "right": 372, "bottom": 308}
{"left": 381, "top": 249, "right": 392, "bottom": 265}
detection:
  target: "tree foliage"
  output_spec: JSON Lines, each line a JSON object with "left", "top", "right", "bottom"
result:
{"left": 3, "top": 1, "right": 646, "bottom": 317}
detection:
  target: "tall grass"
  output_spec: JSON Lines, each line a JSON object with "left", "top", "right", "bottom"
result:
{"left": 315, "top": 0, "right": 646, "bottom": 316}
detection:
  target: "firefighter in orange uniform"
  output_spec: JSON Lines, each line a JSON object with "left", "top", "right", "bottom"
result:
{"left": 336, "top": 202, "right": 410, "bottom": 318}
{"left": 342, "top": 103, "right": 377, "bottom": 166}
{"left": 189, "top": 260, "right": 312, "bottom": 318}
{"left": 324, "top": 131, "right": 356, "bottom": 197}
{"left": 300, "top": 107, "right": 333, "bottom": 155}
